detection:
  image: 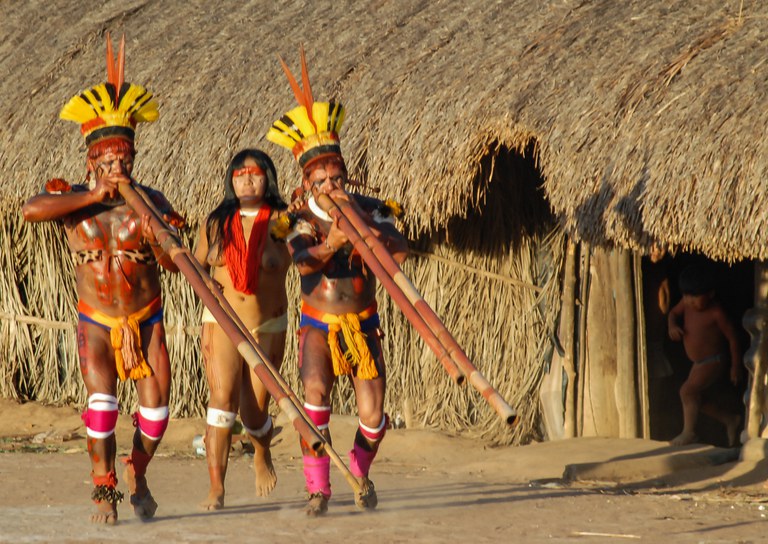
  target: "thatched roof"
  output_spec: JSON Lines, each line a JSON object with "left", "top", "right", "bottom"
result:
{"left": 3, "top": 1, "right": 767, "bottom": 261}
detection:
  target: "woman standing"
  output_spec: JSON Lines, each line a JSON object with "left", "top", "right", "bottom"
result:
{"left": 194, "top": 149, "right": 291, "bottom": 510}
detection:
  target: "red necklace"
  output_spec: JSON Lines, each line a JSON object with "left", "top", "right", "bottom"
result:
{"left": 223, "top": 206, "right": 272, "bottom": 294}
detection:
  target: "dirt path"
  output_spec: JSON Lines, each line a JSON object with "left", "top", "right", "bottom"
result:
{"left": 1, "top": 399, "right": 768, "bottom": 543}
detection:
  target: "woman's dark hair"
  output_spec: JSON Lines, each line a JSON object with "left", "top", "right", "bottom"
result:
{"left": 206, "top": 149, "right": 287, "bottom": 253}
{"left": 678, "top": 264, "right": 716, "bottom": 296}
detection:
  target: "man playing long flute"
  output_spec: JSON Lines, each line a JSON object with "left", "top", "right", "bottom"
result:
{"left": 21, "top": 35, "right": 183, "bottom": 525}
{"left": 267, "top": 51, "right": 409, "bottom": 517}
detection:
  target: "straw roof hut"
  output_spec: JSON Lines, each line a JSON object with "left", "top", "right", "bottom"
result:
{"left": 2, "top": 0, "right": 766, "bottom": 446}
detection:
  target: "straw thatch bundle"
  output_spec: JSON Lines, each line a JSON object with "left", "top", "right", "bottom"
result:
{"left": 1, "top": 0, "right": 764, "bottom": 444}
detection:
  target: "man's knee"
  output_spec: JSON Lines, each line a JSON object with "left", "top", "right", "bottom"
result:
{"left": 243, "top": 415, "right": 272, "bottom": 439}
{"left": 207, "top": 390, "right": 238, "bottom": 412}
{"left": 82, "top": 393, "right": 119, "bottom": 438}
{"left": 302, "top": 376, "right": 333, "bottom": 405}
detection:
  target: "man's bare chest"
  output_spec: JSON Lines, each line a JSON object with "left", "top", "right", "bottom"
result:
{"left": 65, "top": 206, "right": 144, "bottom": 251}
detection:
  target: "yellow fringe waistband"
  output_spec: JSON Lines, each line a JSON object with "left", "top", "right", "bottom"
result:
{"left": 301, "top": 302, "right": 379, "bottom": 380}
{"left": 78, "top": 297, "right": 162, "bottom": 381}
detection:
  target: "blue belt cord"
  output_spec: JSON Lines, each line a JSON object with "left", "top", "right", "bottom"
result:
{"left": 299, "top": 312, "right": 380, "bottom": 333}
{"left": 78, "top": 308, "right": 164, "bottom": 332}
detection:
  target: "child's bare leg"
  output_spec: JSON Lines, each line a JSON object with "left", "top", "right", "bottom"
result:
{"left": 672, "top": 383, "right": 700, "bottom": 446}
{"left": 700, "top": 403, "right": 742, "bottom": 447}
{"left": 672, "top": 362, "right": 723, "bottom": 446}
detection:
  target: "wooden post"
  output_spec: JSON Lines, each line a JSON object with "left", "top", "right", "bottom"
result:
{"left": 561, "top": 239, "right": 578, "bottom": 438}
{"left": 614, "top": 248, "right": 639, "bottom": 438}
{"left": 633, "top": 251, "right": 650, "bottom": 439}
{"left": 576, "top": 242, "right": 591, "bottom": 436}
{"left": 744, "top": 260, "right": 768, "bottom": 438}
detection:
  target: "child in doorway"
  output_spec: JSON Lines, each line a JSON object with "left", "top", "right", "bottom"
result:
{"left": 667, "top": 264, "right": 742, "bottom": 446}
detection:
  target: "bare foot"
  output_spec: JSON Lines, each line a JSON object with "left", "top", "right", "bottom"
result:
{"left": 199, "top": 489, "right": 224, "bottom": 511}
{"left": 248, "top": 427, "right": 277, "bottom": 497}
{"left": 304, "top": 492, "right": 328, "bottom": 517}
{"left": 253, "top": 447, "right": 277, "bottom": 497}
{"left": 123, "top": 464, "right": 157, "bottom": 520}
{"left": 670, "top": 430, "right": 698, "bottom": 446}
{"left": 726, "top": 414, "right": 742, "bottom": 447}
{"left": 354, "top": 477, "right": 378, "bottom": 510}
{"left": 90, "top": 476, "right": 123, "bottom": 525}
{"left": 90, "top": 500, "right": 118, "bottom": 525}
{"left": 130, "top": 490, "right": 158, "bottom": 519}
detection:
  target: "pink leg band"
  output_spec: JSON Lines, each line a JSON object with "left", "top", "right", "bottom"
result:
{"left": 136, "top": 406, "right": 169, "bottom": 441}
{"left": 82, "top": 394, "right": 119, "bottom": 439}
{"left": 358, "top": 415, "right": 388, "bottom": 441}
{"left": 303, "top": 455, "right": 331, "bottom": 497}
{"left": 304, "top": 403, "right": 331, "bottom": 430}
{"left": 349, "top": 442, "right": 378, "bottom": 478}
{"left": 349, "top": 416, "right": 387, "bottom": 478}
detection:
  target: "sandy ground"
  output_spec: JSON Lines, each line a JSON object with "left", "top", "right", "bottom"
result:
{"left": 2, "top": 399, "right": 768, "bottom": 543}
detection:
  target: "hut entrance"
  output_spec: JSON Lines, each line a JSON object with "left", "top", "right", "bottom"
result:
{"left": 643, "top": 252, "right": 753, "bottom": 447}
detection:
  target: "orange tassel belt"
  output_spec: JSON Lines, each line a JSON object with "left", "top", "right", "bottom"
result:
{"left": 300, "top": 301, "right": 380, "bottom": 380}
{"left": 78, "top": 296, "right": 163, "bottom": 381}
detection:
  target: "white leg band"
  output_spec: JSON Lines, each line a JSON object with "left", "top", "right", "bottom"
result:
{"left": 243, "top": 416, "right": 272, "bottom": 438}
{"left": 207, "top": 407, "right": 237, "bottom": 429}
{"left": 304, "top": 402, "right": 331, "bottom": 412}
{"left": 139, "top": 405, "right": 169, "bottom": 420}
{"left": 89, "top": 392, "right": 118, "bottom": 403}
{"left": 360, "top": 416, "right": 387, "bottom": 435}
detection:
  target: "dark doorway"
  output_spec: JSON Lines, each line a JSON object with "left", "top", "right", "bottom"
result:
{"left": 644, "top": 252, "right": 753, "bottom": 446}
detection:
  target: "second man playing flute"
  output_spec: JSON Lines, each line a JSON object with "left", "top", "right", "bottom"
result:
{"left": 267, "top": 50, "right": 409, "bottom": 516}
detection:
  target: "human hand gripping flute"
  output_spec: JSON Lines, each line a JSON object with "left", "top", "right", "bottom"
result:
{"left": 266, "top": 48, "right": 517, "bottom": 517}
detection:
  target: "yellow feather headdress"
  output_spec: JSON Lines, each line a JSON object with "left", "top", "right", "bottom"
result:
{"left": 59, "top": 33, "right": 158, "bottom": 148}
{"left": 266, "top": 47, "right": 345, "bottom": 168}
